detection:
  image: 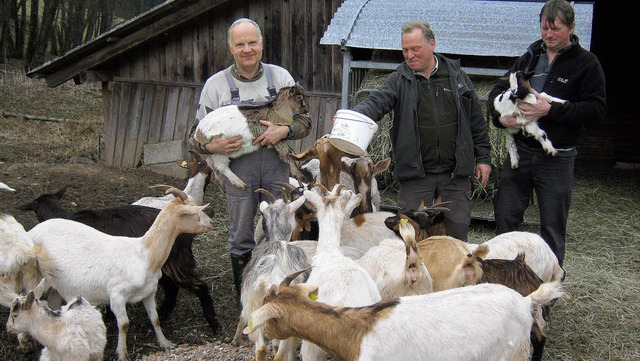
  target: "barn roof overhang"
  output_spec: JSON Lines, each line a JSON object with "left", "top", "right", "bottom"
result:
{"left": 320, "top": 0, "right": 595, "bottom": 107}
{"left": 27, "top": 0, "right": 231, "bottom": 87}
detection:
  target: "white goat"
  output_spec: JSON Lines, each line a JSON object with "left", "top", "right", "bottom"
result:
{"left": 301, "top": 184, "right": 381, "bottom": 361}
{"left": 231, "top": 188, "right": 310, "bottom": 361}
{"left": 133, "top": 151, "right": 212, "bottom": 207}
{"left": 0, "top": 213, "right": 41, "bottom": 352}
{"left": 193, "top": 84, "right": 309, "bottom": 189}
{"left": 245, "top": 269, "right": 565, "bottom": 361}
{"left": 26, "top": 187, "right": 212, "bottom": 361}
{"left": 0, "top": 214, "right": 40, "bottom": 301}
{"left": 493, "top": 70, "right": 566, "bottom": 169}
{"left": 467, "top": 231, "right": 564, "bottom": 283}
{"left": 6, "top": 279, "right": 107, "bottom": 361}
{"left": 357, "top": 219, "right": 432, "bottom": 299}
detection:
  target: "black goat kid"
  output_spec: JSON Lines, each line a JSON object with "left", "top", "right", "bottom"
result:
{"left": 14, "top": 185, "right": 220, "bottom": 333}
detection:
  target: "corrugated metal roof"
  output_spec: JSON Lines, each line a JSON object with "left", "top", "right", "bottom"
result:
{"left": 320, "top": 0, "right": 594, "bottom": 57}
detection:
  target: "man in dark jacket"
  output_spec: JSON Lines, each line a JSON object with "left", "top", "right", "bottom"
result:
{"left": 354, "top": 21, "right": 491, "bottom": 241}
{"left": 487, "top": 0, "right": 606, "bottom": 267}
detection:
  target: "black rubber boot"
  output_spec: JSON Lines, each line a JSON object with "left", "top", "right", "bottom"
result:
{"left": 230, "top": 253, "right": 251, "bottom": 313}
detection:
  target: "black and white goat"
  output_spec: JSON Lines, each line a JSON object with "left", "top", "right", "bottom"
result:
{"left": 493, "top": 70, "right": 566, "bottom": 168}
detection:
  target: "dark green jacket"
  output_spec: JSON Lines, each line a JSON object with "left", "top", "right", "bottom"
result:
{"left": 354, "top": 54, "right": 491, "bottom": 181}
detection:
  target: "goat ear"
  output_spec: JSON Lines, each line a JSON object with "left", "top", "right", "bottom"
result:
{"left": 23, "top": 291, "right": 35, "bottom": 310}
{"left": 298, "top": 283, "right": 319, "bottom": 300}
{"left": 373, "top": 157, "right": 392, "bottom": 176}
{"left": 243, "top": 306, "right": 276, "bottom": 335}
{"left": 398, "top": 219, "right": 416, "bottom": 243}
{"left": 56, "top": 185, "right": 68, "bottom": 200}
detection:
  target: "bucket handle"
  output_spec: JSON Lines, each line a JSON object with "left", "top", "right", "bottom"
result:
{"left": 340, "top": 118, "right": 377, "bottom": 127}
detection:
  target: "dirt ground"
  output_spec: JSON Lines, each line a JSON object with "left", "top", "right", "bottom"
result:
{"left": 0, "top": 142, "right": 255, "bottom": 361}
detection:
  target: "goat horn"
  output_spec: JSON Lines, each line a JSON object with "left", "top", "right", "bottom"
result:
{"left": 255, "top": 188, "right": 277, "bottom": 204}
{"left": 166, "top": 187, "right": 188, "bottom": 201}
{"left": 275, "top": 181, "right": 298, "bottom": 193}
{"left": 311, "top": 183, "right": 329, "bottom": 195}
{"left": 150, "top": 184, "right": 188, "bottom": 201}
{"left": 280, "top": 267, "right": 312, "bottom": 287}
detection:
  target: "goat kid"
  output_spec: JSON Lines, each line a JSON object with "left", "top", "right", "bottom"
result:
{"left": 193, "top": 84, "right": 309, "bottom": 189}
{"left": 245, "top": 269, "right": 564, "bottom": 361}
{"left": 6, "top": 279, "right": 107, "bottom": 361}
{"left": 27, "top": 187, "right": 212, "bottom": 361}
{"left": 493, "top": 70, "right": 566, "bottom": 168}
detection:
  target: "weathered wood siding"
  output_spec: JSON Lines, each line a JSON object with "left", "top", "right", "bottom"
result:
{"left": 103, "top": 0, "right": 344, "bottom": 167}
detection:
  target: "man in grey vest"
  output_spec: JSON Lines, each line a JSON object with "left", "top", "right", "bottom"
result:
{"left": 191, "top": 18, "right": 312, "bottom": 302}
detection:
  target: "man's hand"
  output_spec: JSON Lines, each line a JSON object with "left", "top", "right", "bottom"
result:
{"left": 498, "top": 114, "right": 522, "bottom": 129}
{"left": 518, "top": 90, "right": 551, "bottom": 121}
{"left": 475, "top": 163, "right": 492, "bottom": 187}
{"left": 204, "top": 135, "right": 244, "bottom": 155}
{"left": 253, "top": 120, "right": 289, "bottom": 146}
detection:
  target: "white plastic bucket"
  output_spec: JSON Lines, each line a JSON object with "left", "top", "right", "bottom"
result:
{"left": 328, "top": 109, "right": 378, "bottom": 156}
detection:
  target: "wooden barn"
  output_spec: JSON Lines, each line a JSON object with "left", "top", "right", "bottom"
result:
{"left": 26, "top": 0, "right": 635, "bottom": 172}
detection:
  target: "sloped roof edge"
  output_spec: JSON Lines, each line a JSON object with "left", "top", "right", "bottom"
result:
{"left": 27, "top": 0, "right": 230, "bottom": 86}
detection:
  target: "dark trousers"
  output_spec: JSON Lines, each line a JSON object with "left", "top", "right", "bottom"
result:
{"left": 224, "top": 147, "right": 289, "bottom": 257}
{"left": 493, "top": 142, "right": 576, "bottom": 267}
{"left": 397, "top": 173, "right": 473, "bottom": 241}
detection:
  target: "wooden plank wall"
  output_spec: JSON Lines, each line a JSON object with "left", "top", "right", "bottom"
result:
{"left": 105, "top": 79, "right": 201, "bottom": 167}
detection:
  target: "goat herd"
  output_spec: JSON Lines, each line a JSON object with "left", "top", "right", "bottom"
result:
{"left": 1, "top": 87, "right": 568, "bottom": 361}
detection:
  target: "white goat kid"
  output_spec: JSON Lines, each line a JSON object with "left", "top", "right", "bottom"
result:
{"left": 6, "top": 279, "right": 107, "bottom": 361}
{"left": 493, "top": 70, "right": 566, "bottom": 169}
{"left": 193, "top": 84, "right": 308, "bottom": 189}
{"left": 27, "top": 187, "right": 212, "bottom": 361}
{"left": 245, "top": 269, "right": 565, "bottom": 361}
{"left": 301, "top": 184, "right": 381, "bottom": 361}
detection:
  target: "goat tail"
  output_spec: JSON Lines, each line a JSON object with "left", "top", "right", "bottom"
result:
{"left": 528, "top": 281, "right": 564, "bottom": 311}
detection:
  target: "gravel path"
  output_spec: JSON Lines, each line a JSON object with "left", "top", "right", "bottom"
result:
{"left": 137, "top": 338, "right": 262, "bottom": 361}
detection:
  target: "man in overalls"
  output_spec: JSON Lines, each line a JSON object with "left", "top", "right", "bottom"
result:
{"left": 191, "top": 18, "right": 312, "bottom": 304}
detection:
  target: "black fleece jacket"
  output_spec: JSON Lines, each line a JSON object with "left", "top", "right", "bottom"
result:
{"left": 487, "top": 35, "right": 606, "bottom": 149}
{"left": 354, "top": 54, "right": 491, "bottom": 181}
